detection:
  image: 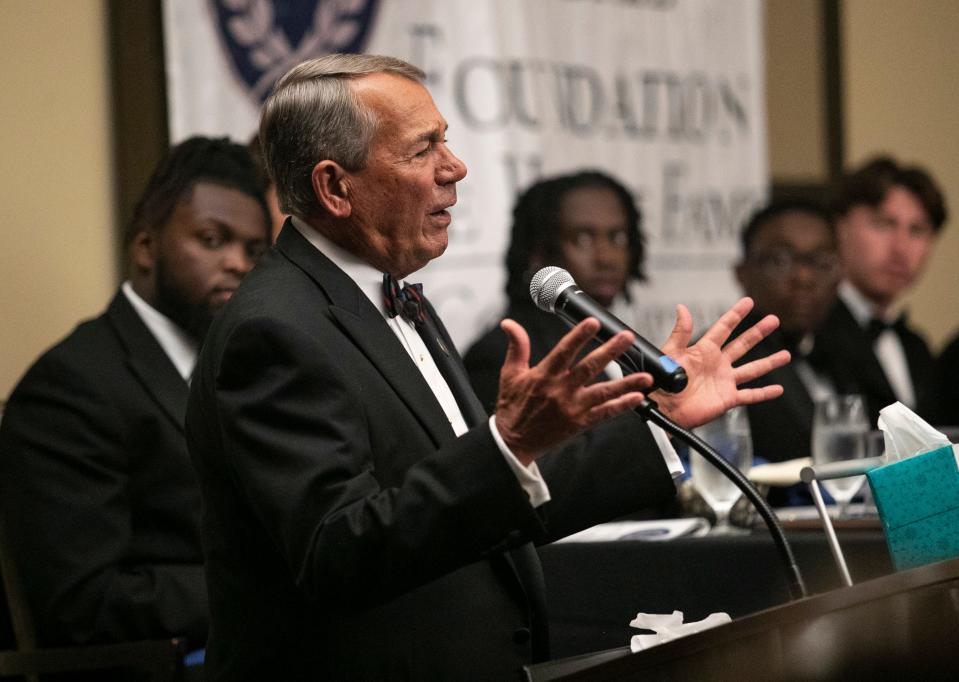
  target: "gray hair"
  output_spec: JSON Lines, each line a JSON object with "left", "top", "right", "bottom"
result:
{"left": 260, "top": 54, "right": 425, "bottom": 220}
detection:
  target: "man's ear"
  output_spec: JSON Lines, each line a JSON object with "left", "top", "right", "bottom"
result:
{"left": 130, "top": 229, "right": 157, "bottom": 272}
{"left": 311, "top": 161, "right": 352, "bottom": 218}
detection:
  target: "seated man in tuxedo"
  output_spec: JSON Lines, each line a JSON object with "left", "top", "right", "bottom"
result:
{"left": 186, "top": 54, "right": 790, "bottom": 680}
{"left": 0, "top": 137, "right": 270, "bottom": 651}
{"left": 733, "top": 200, "right": 856, "bottom": 505}
{"left": 819, "top": 156, "right": 948, "bottom": 425}
{"left": 733, "top": 199, "right": 849, "bottom": 462}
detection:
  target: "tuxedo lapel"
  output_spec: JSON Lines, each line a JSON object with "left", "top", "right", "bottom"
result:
{"left": 276, "top": 225, "right": 458, "bottom": 448}
{"left": 331, "top": 306, "right": 459, "bottom": 447}
{"left": 757, "top": 328, "right": 814, "bottom": 429}
{"left": 897, "top": 325, "right": 937, "bottom": 419}
{"left": 771, "top": 359, "right": 815, "bottom": 432}
{"left": 418, "top": 295, "right": 488, "bottom": 426}
{"left": 820, "top": 301, "right": 896, "bottom": 403}
{"left": 105, "top": 292, "right": 190, "bottom": 431}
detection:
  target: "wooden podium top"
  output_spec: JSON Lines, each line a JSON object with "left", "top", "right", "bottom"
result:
{"left": 525, "top": 557, "right": 959, "bottom": 680}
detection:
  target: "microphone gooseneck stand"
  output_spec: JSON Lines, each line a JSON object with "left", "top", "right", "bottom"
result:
{"left": 635, "top": 396, "right": 808, "bottom": 600}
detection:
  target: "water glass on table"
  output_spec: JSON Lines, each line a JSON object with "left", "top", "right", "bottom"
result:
{"left": 690, "top": 406, "right": 753, "bottom": 534}
{"left": 812, "top": 394, "right": 870, "bottom": 518}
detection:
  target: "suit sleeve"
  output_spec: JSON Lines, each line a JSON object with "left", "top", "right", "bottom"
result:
{"left": 199, "top": 316, "right": 546, "bottom": 608}
{"left": 0, "top": 353, "right": 207, "bottom": 646}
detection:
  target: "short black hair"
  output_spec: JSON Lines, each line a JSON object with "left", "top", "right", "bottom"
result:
{"left": 504, "top": 170, "right": 645, "bottom": 303}
{"left": 126, "top": 136, "right": 268, "bottom": 246}
{"left": 833, "top": 155, "right": 948, "bottom": 232}
{"left": 740, "top": 198, "right": 834, "bottom": 256}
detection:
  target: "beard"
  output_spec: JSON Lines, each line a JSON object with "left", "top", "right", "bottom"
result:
{"left": 153, "top": 257, "right": 216, "bottom": 342}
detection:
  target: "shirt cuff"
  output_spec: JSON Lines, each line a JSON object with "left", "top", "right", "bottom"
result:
{"left": 488, "top": 415, "right": 551, "bottom": 507}
{"left": 648, "top": 421, "right": 685, "bottom": 478}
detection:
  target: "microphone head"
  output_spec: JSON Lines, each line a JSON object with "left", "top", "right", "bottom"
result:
{"left": 530, "top": 266, "right": 575, "bottom": 312}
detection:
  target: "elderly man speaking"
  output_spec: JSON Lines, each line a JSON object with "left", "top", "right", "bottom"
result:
{"left": 186, "top": 54, "right": 788, "bottom": 681}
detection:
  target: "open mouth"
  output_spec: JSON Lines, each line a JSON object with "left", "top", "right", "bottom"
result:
{"left": 211, "top": 287, "right": 237, "bottom": 303}
{"left": 428, "top": 204, "right": 454, "bottom": 226}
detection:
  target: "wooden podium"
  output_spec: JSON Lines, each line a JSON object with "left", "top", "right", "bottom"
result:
{"left": 524, "top": 558, "right": 959, "bottom": 680}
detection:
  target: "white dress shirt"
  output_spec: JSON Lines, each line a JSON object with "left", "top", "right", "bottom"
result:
{"left": 839, "top": 281, "right": 916, "bottom": 407}
{"left": 122, "top": 281, "right": 197, "bottom": 383}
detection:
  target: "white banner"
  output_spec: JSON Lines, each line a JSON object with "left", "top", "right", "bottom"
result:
{"left": 164, "top": 0, "right": 767, "bottom": 348}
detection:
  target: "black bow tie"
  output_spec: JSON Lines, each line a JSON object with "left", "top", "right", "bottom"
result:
{"left": 382, "top": 273, "right": 426, "bottom": 323}
{"left": 865, "top": 314, "right": 905, "bottom": 342}
{"left": 381, "top": 272, "right": 483, "bottom": 424}
{"left": 784, "top": 334, "right": 826, "bottom": 372}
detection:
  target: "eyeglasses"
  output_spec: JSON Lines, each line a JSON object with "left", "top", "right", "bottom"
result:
{"left": 747, "top": 248, "right": 840, "bottom": 279}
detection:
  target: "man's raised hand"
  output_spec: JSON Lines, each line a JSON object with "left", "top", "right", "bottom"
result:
{"left": 653, "top": 297, "right": 791, "bottom": 429}
{"left": 494, "top": 318, "right": 653, "bottom": 466}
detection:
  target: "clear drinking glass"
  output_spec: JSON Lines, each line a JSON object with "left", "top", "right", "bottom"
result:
{"left": 690, "top": 406, "right": 753, "bottom": 534}
{"left": 812, "top": 394, "right": 870, "bottom": 518}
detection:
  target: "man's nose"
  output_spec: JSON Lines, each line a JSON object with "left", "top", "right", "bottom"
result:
{"left": 436, "top": 145, "right": 467, "bottom": 185}
{"left": 790, "top": 256, "right": 818, "bottom": 283}
{"left": 889, "top": 224, "right": 913, "bottom": 257}
{"left": 223, "top": 243, "right": 255, "bottom": 274}
{"left": 593, "top": 236, "right": 620, "bottom": 266}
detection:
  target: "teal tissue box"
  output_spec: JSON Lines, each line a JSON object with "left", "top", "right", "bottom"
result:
{"left": 866, "top": 444, "right": 959, "bottom": 571}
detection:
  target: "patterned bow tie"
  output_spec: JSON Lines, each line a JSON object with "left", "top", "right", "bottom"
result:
{"left": 382, "top": 273, "right": 426, "bottom": 323}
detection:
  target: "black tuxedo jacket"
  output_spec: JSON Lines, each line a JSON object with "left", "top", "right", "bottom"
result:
{"left": 816, "top": 299, "right": 938, "bottom": 426}
{"left": 731, "top": 311, "right": 857, "bottom": 464}
{"left": 0, "top": 291, "right": 207, "bottom": 646}
{"left": 733, "top": 322, "right": 816, "bottom": 466}
{"left": 186, "top": 224, "right": 675, "bottom": 680}
{"left": 724, "top": 313, "right": 859, "bottom": 507}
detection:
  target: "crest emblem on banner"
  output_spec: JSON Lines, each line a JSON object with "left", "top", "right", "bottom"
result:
{"left": 210, "top": 0, "right": 380, "bottom": 103}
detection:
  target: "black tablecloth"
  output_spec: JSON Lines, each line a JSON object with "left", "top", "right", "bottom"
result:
{"left": 537, "top": 530, "right": 893, "bottom": 659}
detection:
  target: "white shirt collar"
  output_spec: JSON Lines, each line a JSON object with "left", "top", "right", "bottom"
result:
{"left": 292, "top": 215, "right": 416, "bottom": 316}
{"left": 121, "top": 281, "right": 198, "bottom": 382}
{"left": 838, "top": 280, "right": 883, "bottom": 327}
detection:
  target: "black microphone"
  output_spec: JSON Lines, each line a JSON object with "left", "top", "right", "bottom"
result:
{"left": 529, "top": 266, "right": 688, "bottom": 393}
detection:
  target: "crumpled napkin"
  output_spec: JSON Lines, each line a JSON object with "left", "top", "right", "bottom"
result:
{"left": 877, "top": 402, "right": 953, "bottom": 463}
{"left": 629, "top": 610, "right": 731, "bottom": 652}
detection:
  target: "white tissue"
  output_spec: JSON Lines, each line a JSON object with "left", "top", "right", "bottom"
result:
{"left": 877, "top": 402, "right": 952, "bottom": 463}
{"left": 628, "top": 610, "right": 731, "bottom": 652}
